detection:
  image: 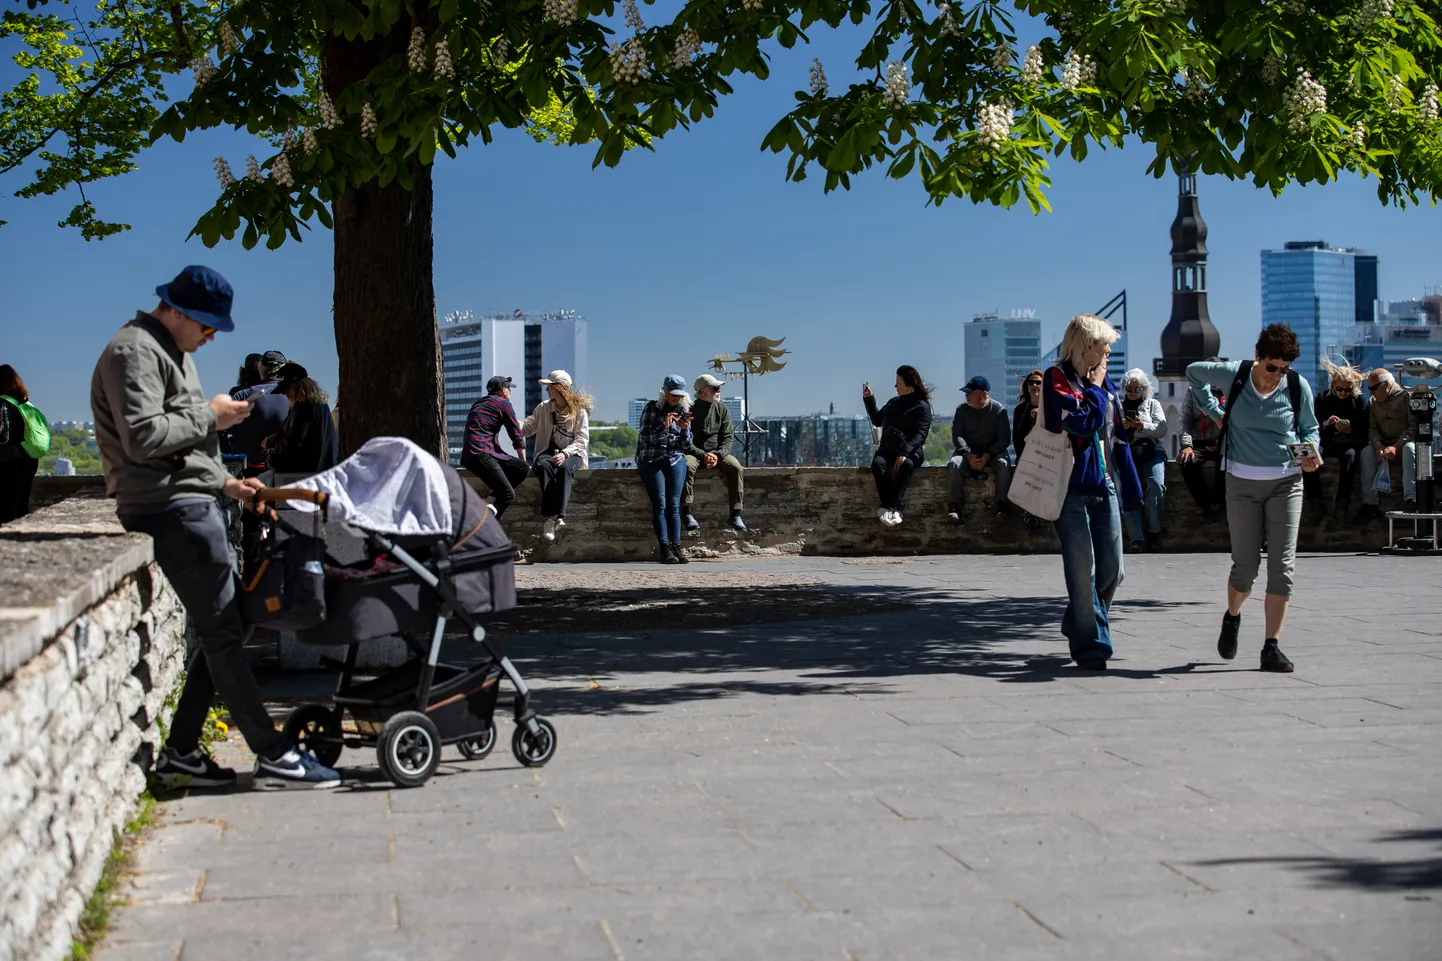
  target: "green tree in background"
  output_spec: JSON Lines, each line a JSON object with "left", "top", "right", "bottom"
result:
{"left": 589, "top": 424, "right": 639, "bottom": 461}
{"left": 38, "top": 429, "right": 102, "bottom": 474}
{"left": 3, "top": 0, "right": 1439, "bottom": 457}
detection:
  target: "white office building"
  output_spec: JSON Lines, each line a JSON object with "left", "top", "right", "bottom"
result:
{"left": 966, "top": 311, "right": 1044, "bottom": 398}
{"left": 440, "top": 309, "right": 589, "bottom": 464}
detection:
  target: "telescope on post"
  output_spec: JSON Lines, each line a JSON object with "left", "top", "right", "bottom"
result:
{"left": 1384, "top": 357, "right": 1442, "bottom": 553}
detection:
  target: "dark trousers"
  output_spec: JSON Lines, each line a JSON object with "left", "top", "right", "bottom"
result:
{"left": 871, "top": 453, "right": 918, "bottom": 510}
{"left": 118, "top": 499, "right": 283, "bottom": 759}
{"left": 638, "top": 456, "right": 687, "bottom": 543}
{"left": 532, "top": 448, "right": 583, "bottom": 518}
{"left": 1302, "top": 446, "right": 1362, "bottom": 508}
{"left": 0, "top": 455, "right": 38, "bottom": 523}
{"left": 1180, "top": 449, "right": 1226, "bottom": 511}
{"left": 462, "top": 452, "right": 530, "bottom": 517}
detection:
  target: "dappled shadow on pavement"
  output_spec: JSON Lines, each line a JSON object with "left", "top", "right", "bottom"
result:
{"left": 1193, "top": 828, "right": 1442, "bottom": 891}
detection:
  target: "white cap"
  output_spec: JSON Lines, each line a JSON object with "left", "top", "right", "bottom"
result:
{"left": 539, "top": 370, "right": 573, "bottom": 387}
{"left": 694, "top": 373, "right": 725, "bottom": 392}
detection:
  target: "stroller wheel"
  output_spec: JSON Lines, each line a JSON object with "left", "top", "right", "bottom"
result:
{"left": 377, "top": 711, "right": 442, "bottom": 788}
{"left": 512, "top": 717, "right": 558, "bottom": 768}
{"left": 282, "top": 704, "right": 344, "bottom": 769}
{"left": 456, "top": 724, "right": 496, "bottom": 761}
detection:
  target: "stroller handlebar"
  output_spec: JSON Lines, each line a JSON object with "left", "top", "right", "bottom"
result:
{"left": 252, "top": 487, "right": 330, "bottom": 507}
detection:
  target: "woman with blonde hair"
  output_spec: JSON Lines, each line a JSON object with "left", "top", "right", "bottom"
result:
{"left": 1041, "top": 315, "right": 1142, "bottom": 670}
{"left": 1304, "top": 357, "right": 1368, "bottom": 523}
{"left": 522, "top": 370, "right": 592, "bottom": 542}
{"left": 265, "top": 364, "right": 338, "bottom": 475}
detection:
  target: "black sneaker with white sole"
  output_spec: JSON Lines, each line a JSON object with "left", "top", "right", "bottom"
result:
{"left": 1218, "top": 611, "right": 1241, "bottom": 660}
{"left": 155, "top": 747, "right": 237, "bottom": 790}
{"left": 254, "top": 746, "right": 341, "bottom": 789}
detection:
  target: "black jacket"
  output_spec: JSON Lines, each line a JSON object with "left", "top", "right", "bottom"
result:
{"left": 270, "top": 402, "right": 338, "bottom": 474}
{"left": 865, "top": 392, "right": 932, "bottom": 462}
{"left": 1012, "top": 399, "right": 1038, "bottom": 461}
{"left": 1315, "top": 389, "right": 1369, "bottom": 454}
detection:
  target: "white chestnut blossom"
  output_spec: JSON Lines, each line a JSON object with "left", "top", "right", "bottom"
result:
{"left": 1159, "top": 0, "right": 1186, "bottom": 13}
{"left": 881, "top": 61, "right": 909, "bottom": 108}
{"left": 281, "top": 127, "right": 296, "bottom": 151}
{"left": 1020, "top": 44, "right": 1044, "bottom": 85}
{"left": 271, "top": 152, "right": 294, "bottom": 188}
{"left": 742, "top": 0, "right": 763, "bottom": 11}
{"left": 672, "top": 28, "right": 701, "bottom": 68}
{"left": 1384, "top": 74, "right": 1405, "bottom": 110}
{"left": 937, "top": 4, "right": 960, "bottom": 39}
{"left": 991, "top": 41, "right": 1011, "bottom": 70}
{"left": 408, "top": 27, "right": 428, "bottom": 72}
{"left": 434, "top": 39, "right": 454, "bottom": 77}
{"left": 244, "top": 153, "right": 263, "bottom": 183}
{"left": 219, "top": 20, "right": 239, "bottom": 57}
{"left": 361, "top": 103, "right": 378, "bottom": 137}
{"left": 1180, "top": 69, "right": 1209, "bottom": 103}
{"left": 1283, "top": 69, "right": 1327, "bottom": 133}
{"left": 623, "top": 0, "right": 645, "bottom": 32}
{"left": 1352, "top": 0, "right": 1394, "bottom": 34}
{"left": 808, "top": 57, "right": 828, "bottom": 96}
{"left": 1350, "top": 122, "right": 1367, "bottom": 149}
{"left": 1061, "top": 51, "right": 1097, "bottom": 91}
{"left": 543, "top": 0, "right": 580, "bottom": 27}
{"left": 1261, "top": 52, "right": 1283, "bottom": 87}
{"left": 609, "top": 39, "right": 650, "bottom": 84}
{"left": 1421, "top": 84, "right": 1440, "bottom": 122}
{"left": 212, "top": 156, "right": 235, "bottom": 188}
{"left": 319, "top": 92, "right": 339, "bottom": 129}
{"left": 976, "top": 98, "right": 1012, "bottom": 149}
{"left": 303, "top": 127, "right": 319, "bottom": 154}
{"left": 494, "top": 37, "right": 510, "bottom": 64}
{"left": 190, "top": 55, "right": 217, "bottom": 86}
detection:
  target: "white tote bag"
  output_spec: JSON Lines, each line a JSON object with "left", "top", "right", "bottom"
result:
{"left": 1010, "top": 422, "right": 1075, "bottom": 522}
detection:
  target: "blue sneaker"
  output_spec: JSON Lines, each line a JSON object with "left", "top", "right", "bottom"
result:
{"left": 253, "top": 746, "right": 341, "bottom": 790}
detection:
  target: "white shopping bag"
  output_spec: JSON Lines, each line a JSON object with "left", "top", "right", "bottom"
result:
{"left": 1374, "top": 462, "right": 1393, "bottom": 494}
{"left": 1009, "top": 422, "right": 1074, "bottom": 522}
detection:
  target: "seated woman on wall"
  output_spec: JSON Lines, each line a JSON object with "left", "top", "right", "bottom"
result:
{"left": 1304, "top": 358, "right": 1368, "bottom": 524}
{"left": 863, "top": 365, "right": 933, "bottom": 530}
{"left": 1012, "top": 370, "right": 1044, "bottom": 528}
{"left": 634, "top": 375, "right": 694, "bottom": 564}
{"left": 1119, "top": 369, "right": 1169, "bottom": 553}
{"left": 265, "top": 364, "right": 338, "bottom": 476}
{"left": 522, "top": 370, "right": 592, "bottom": 543}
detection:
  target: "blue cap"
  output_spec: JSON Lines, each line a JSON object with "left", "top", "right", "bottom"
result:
{"left": 963, "top": 375, "right": 991, "bottom": 393}
{"left": 662, "top": 374, "right": 688, "bottom": 396}
{"left": 156, "top": 265, "right": 235, "bottom": 332}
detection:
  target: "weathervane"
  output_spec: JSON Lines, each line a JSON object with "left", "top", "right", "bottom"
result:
{"left": 707, "top": 337, "right": 789, "bottom": 466}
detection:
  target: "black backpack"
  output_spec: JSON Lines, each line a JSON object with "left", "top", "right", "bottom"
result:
{"left": 1218, "top": 361, "right": 1304, "bottom": 459}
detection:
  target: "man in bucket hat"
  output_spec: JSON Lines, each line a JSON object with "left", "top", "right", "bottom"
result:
{"left": 91, "top": 266, "right": 340, "bottom": 790}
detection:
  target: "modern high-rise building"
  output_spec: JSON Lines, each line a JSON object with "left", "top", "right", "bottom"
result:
{"left": 964, "top": 311, "right": 1043, "bottom": 398}
{"left": 439, "top": 308, "right": 589, "bottom": 464}
{"left": 626, "top": 397, "right": 650, "bottom": 431}
{"left": 1260, "top": 240, "right": 1376, "bottom": 391}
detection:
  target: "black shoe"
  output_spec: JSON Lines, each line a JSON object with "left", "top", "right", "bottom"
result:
{"left": 1218, "top": 611, "right": 1240, "bottom": 660}
{"left": 683, "top": 511, "right": 700, "bottom": 531}
{"left": 659, "top": 543, "right": 680, "bottom": 564}
{"left": 1129, "top": 539, "right": 1145, "bottom": 553}
{"left": 1261, "top": 638, "right": 1294, "bottom": 673}
{"left": 730, "top": 511, "right": 747, "bottom": 532}
{"left": 1353, "top": 505, "right": 1383, "bottom": 525}
{"left": 1076, "top": 659, "right": 1108, "bottom": 671}
{"left": 1145, "top": 531, "right": 1162, "bottom": 552}
{"left": 1405, "top": 499, "right": 1418, "bottom": 513}
{"left": 669, "top": 542, "right": 689, "bottom": 564}
{"left": 155, "top": 747, "right": 237, "bottom": 790}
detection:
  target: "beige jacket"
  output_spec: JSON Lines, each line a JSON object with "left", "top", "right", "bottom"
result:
{"left": 521, "top": 401, "right": 590, "bottom": 465}
{"left": 1369, "top": 388, "right": 1411, "bottom": 447}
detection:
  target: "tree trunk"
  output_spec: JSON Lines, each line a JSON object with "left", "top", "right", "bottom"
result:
{"left": 326, "top": 24, "right": 443, "bottom": 460}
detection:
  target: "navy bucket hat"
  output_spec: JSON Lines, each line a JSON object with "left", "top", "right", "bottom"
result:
{"left": 156, "top": 265, "right": 235, "bottom": 332}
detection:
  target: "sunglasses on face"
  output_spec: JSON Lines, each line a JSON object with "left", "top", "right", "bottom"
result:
{"left": 200, "top": 325, "right": 217, "bottom": 337}
{"left": 1263, "top": 362, "right": 1292, "bottom": 374}
{"left": 1025, "top": 381, "right": 1042, "bottom": 389}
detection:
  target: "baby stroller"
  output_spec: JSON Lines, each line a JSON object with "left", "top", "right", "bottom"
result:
{"left": 246, "top": 437, "right": 556, "bottom": 787}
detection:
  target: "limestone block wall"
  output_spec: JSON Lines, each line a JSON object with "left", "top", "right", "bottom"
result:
{"left": 0, "top": 495, "right": 186, "bottom": 961}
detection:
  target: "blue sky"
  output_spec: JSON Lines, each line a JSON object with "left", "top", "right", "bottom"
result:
{"left": 2, "top": 27, "right": 1438, "bottom": 423}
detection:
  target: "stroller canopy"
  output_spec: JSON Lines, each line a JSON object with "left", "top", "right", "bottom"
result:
{"left": 282, "top": 437, "right": 453, "bottom": 536}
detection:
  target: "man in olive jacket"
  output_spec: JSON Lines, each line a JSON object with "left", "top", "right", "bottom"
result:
{"left": 91, "top": 266, "right": 338, "bottom": 790}
{"left": 682, "top": 374, "right": 746, "bottom": 532}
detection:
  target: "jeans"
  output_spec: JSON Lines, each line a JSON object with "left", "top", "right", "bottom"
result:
{"left": 532, "top": 448, "right": 583, "bottom": 517}
{"left": 947, "top": 454, "right": 1013, "bottom": 509}
{"left": 118, "top": 499, "right": 284, "bottom": 759}
{"left": 682, "top": 453, "right": 744, "bottom": 512}
{"left": 462, "top": 452, "right": 530, "bottom": 517}
{"left": 1361, "top": 444, "right": 1418, "bottom": 504}
{"left": 1123, "top": 447, "right": 1167, "bottom": 540}
{"left": 1302, "top": 446, "right": 1362, "bottom": 508}
{"left": 1226, "top": 473, "right": 1303, "bottom": 598}
{"left": 871, "top": 453, "right": 918, "bottom": 511}
{"left": 1053, "top": 480, "right": 1124, "bottom": 665}
{"left": 1180, "top": 448, "right": 1226, "bottom": 512}
{"left": 638, "top": 455, "right": 687, "bottom": 542}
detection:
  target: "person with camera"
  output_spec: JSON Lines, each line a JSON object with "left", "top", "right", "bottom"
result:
{"left": 1119, "top": 369, "right": 1169, "bottom": 552}
{"left": 635, "top": 375, "right": 695, "bottom": 563}
{"left": 1305, "top": 359, "right": 1369, "bottom": 524}
{"left": 864, "top": 366, "right": 933, "bottom": 529}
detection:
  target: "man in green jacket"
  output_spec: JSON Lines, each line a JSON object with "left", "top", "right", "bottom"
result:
{"left": 682, "top": 374, "right": 746, "bottom": 532}
{"left": 91, "top": 265, "right": 339, "bottom": 790}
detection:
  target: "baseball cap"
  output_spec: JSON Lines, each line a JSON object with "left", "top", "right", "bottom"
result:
{"left": 155, "top": 265, "right": 235, "bottom": 332}
{"left": 261, "top": 350, "right": 287, "bottom": 378}
{"left": 539, "top": 370, "right": 572, "bottom": 387}
{"left": 662, "top": 374, "right": 688, "bottom": 396}
{"left": 963, "top": 375, "right": 991, "bottom": 393}
{"left": 487, "top": 375, "right": 515, "bottom": 393}
{"left": 694, "top": 373, "right": 725, "bottom": 392}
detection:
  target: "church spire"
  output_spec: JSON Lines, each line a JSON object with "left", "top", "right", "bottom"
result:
{"left": 1155, "top": 163, "right": 1221, "bottom": 375}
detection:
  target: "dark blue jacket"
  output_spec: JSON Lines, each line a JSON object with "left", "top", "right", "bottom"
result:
{"left": 1042, "top": 361, "right": 1142, "bottom": 510}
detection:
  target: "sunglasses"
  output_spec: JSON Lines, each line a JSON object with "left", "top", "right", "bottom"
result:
{"left": 1025, "top": 381, "right": 1042, "bottom": 389}
{"left": 200, "top": 325, "right": 217, "bottom": 337}
{"left": 1263, "top": 362, "right": 1292, "bottom": 374}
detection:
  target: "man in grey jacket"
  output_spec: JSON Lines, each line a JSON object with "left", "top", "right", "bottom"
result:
{"left": 91, "top": 266, "right": 338, "bottom": 790}
{"left": 947, "top": 376, "right": 1013, "bottom": 520}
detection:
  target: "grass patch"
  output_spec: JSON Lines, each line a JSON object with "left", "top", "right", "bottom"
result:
{"left": 68, "top": 792, "right": 157, "bottom": 961}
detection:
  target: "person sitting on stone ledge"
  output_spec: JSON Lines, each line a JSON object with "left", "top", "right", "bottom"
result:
{"left": 682, "top": 373, "right": 746, "bottom": 533}
{"left": 947, "top": 375, "right": 1013, "bottom": 522}
{"left": 90, "top": 265, "right": 339, "bottom": 789}
{"left": 864, "top": 366, "right": 933, "bottom": 529}
{"left": 1355, "top": 368, "right": 1416, "bottom": 523}
{"left": 1176, "top": 363, "right": 1227, "bottom": 523}
{"left": 636, "top": 375, "right": 695, "bottom": 564}
{"left": 1012, "top": 370, "right": 1044, "bottom": 529}
{"left": 1306, "top": 358, "right": 1369, "bottom": 524}
{"left": 1120, "top": 369, "right": 1169, "bottom": 553}
{"left": 522, "top": 370, "right": 592, "bottom": 542}
{"left": 461, "top": 375, "right": 529, "bottom": 518}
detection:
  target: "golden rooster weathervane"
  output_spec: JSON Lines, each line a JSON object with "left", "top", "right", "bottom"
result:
{"left": 707, "top": 337, "right": 789, "bottom": 467}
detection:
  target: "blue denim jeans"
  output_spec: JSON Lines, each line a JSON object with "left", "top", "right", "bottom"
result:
{"left": 1053, "top": 480, "right": 1125, "bottom": 664}
{"left": 1123, "top": 447, "right": 1167, "bottom": 540}
{"left": 638, "top": 455, "right": 687, "bottom": 542}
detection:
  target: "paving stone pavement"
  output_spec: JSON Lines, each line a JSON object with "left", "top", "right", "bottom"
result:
{"left": 95, "top": 552, "right": 1442, "bottom": 961}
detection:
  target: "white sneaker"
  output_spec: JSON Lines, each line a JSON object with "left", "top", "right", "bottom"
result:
{"left": 486, "top": 502, "right": 498, "bottom": 515}
{"left": 555, "top": 517, "right": 567, "bottom": 529}
{"left": 542, "top": 518, "right": 557, "bottom": 542}
{"left": 888, "top": 510, "right": 904, "bottom": 528}
{"left": 876, "top": 507, "right": 889, "bottom": 523}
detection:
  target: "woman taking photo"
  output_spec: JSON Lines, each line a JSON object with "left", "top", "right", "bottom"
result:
{"left": 1042, "top": 315, "right": 1142, "bottom": 670}
{"left": 0, "top": 365, "right": 43, "bottom": 523}
{"left": 863, "top": 366, "right": 933, "bottom": 529}
{"left": 1186, "top": 324, "right": 1320, "bottom": 674}
{"left": 522, "top": 370, "right": 592, "bottom": 542}
{"left": 1119, "top": 369, "right": 1169, "bottom": 553}
{"left": 1304, "top": 358, "right": 1368, "bottom": 523}
{"left": 635, "top": 375, "right": 694, "bottom": 564}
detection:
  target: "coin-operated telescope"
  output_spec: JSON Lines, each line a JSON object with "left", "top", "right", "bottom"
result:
{"left": 1386, "top": 358, "right": 1442, "bottom": 551}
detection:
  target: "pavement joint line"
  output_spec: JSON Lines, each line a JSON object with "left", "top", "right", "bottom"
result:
{"left": 882, "top": 710, "right": 911, "bottom": 727}
{"left": 1071, "top": 814, "right": 1105, "bottom": 836}
{"left": 599, "top": 919, "right": 624, "bottom": 960}
{"left": 385, "top": 791, "right": 393, "bottom": 815}
{"left": 825, "top": 762, "right": 846, "bottom": 777}
{"left": 784, "top": 879, "right": 816, "bottom": 914}
{"left": 193, "top": 870, "right": 206, "bottom": 903}
{"left": 1103, "top": 749, "right": 1143, "bottom": 767}
{"left": 1281, "top": 712, "right": 1326, "bottom": 727}
{"left": 1183, "top": 784, "right": 1220, "bottom": 801}
{"left": 875, "top": 797, "right": 907, "bottom": 820}
{"left": 552, "top": 806, "right": 567, "bottom": 831}
{"left": 1013, "top": 903, "right": 1063, "bottom": 940}
{"left": 1157, "top": 860, "right": 1214, "bottom": 892}
{"left": 572, "top": 855, "right": 591, "bottom": 884}
{"left": 388, "top": 834, "right": 396, "bottom": 860}
{"left": 390, "top": 893, "right": 400, "bottom": 930}
{"left": 935, "top": 843, "right": 973, "bottom": 871}
{"left": 1277, "top": 928, "right": 1339, "bottom": 961}
{"left": 1360, "top": 696, "right": 1406, "bottom": 709}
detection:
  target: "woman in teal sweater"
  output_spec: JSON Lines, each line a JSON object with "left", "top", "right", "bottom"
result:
{"left": 1186, "top": 324, "right": 1321, "bottom": 674}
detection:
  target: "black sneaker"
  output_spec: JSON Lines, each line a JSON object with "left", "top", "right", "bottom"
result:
{"left": 683, "top": 511, "right": 701, "bottom": 531}
{"left": 1261, "top": 639, "right": 1294, "bottom": 673}
{"left": 1145, "top": 531, "right": 1162, "bottom": 552}
{"left": 669, "top": 542, "right": 690, "bottom": 564}
{"left": 1129, "top": 539, "right": 1145, "bottom": 554}
{"left": 254, "top": 746, "right": 341, "bottom": 790}
{"left": 731, "top": 511, "right": 747, "bottom": 533}
{"left": 155, "top": 747, "right": 236, "bottom": 790}
{"left": 1218, "top": 611, "right": 1240, "bottom": 660}
{"left": 1076, "top": 659, "right": 1108, "bottom": 671}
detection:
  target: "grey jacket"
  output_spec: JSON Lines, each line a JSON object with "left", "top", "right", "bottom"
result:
{"left": 952, "top": 400, "right": 1011, "bottom": 459}
{"left": 90, "top": 312, "right": 228, "bottom": 504}
{"left": 1178, "top": 386, "right": 1224, "bottom": 450}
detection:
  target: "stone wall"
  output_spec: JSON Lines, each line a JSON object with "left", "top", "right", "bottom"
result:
{"left": 0, "top": 494, "right": 186, "bottom": 961}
